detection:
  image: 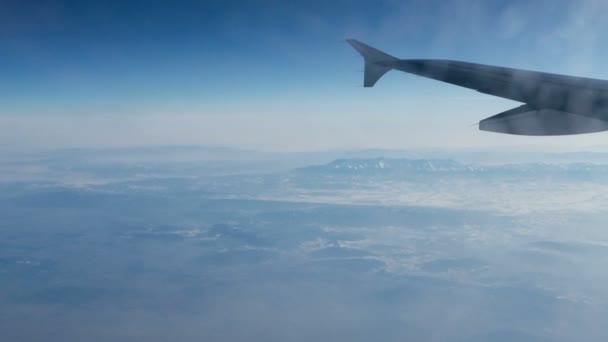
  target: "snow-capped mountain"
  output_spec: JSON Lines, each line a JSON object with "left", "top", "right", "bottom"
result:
{"left": 296, "top": 157, "right": 608, "bottom": 178}
{"left": 298, "top": 158, "right": 470, "bottom": 173}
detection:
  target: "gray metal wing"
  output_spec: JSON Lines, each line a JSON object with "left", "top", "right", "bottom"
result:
{"left": 348, "top": 39, "right": 608, "bottom": 136}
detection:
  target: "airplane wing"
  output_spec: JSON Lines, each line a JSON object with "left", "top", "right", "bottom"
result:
{"left": 347, "top": 39, "right": 608, "bottom": 136}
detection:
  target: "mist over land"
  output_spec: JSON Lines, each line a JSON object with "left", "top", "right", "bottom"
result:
{"left": 5, "top": 0, "right": 608, "bottom": 340}
{"left": 2, "top": 146, "right": 608, "bottom": 341}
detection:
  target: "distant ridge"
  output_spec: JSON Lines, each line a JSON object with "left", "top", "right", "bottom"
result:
{"left": 299, "top": 158, "right": 469, "bottom": 173}
{"left": 295, "top": 157, "right": 608, "bottom": 178}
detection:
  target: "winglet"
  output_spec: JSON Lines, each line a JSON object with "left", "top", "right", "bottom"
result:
{"left": 347, "top": 39, "right": 398, "bottom": 87}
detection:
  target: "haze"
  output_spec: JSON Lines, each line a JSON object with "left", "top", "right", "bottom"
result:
{"left": 2, "top": 1, "right": 608, "bottom": 342}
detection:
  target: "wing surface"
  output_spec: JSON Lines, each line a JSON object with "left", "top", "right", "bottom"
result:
{"left": 348, "top": 39, "right": 608, "bottom": 135}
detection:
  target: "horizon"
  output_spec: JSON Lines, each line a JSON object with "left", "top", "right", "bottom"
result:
{"left": 4, "top": 2, "right": 608, "bottom": 341}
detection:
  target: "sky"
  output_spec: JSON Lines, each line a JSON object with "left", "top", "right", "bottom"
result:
{"left": 3, "top": 0, "right": 608, "bottom": 151}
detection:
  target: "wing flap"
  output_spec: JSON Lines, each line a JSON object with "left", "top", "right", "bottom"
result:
{"left": 479, "top": 105, "right": 608, "bottom": 136}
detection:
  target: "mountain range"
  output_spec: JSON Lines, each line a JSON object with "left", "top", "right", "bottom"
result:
{"left": 296, "top": 157, "right": 608, "bottom": 178}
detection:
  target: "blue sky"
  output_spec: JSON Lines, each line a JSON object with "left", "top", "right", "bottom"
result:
{"left": 3, "top": 0, "right": 608, "bottom": 151}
